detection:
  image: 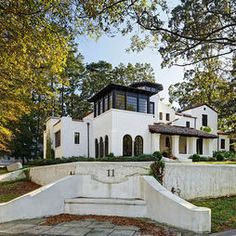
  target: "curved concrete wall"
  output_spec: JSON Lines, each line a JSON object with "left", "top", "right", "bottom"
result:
{"left": 29, "top": 162, "right": 236, "bottom": 200}
{"left": 0, "top": 174, "right": 210, "bottom": 233}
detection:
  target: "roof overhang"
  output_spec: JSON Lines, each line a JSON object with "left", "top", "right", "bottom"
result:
{"left": 149, "top": 123, "right": 218, "bottom": 139}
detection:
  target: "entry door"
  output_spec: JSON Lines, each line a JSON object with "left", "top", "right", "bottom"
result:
{"left": 196, "top": 138, "right": 203, "bottom": 155}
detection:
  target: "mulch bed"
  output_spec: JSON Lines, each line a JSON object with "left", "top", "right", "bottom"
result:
{"left": 44, "top": 214, "right": 176, "bottom": 236}
{"left": 0, "top": 179, "right": 41, "bottom": 196}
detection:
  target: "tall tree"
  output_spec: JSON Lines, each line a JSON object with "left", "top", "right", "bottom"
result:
{"left": 169, "top": 59, "right": 236, "bottom": 132}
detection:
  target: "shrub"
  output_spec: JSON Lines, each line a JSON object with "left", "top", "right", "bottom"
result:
{"left": 152, "top": 151, "right": 162, "bottom": 161}
{"left": 150, "top": 160, "right": 165, "bottom": 184}
{"left": 27, "top": 154, "right": 159, "bottom": 167}
{"left": 189, "top": 154, "right": 200, "bottom": 162}
{"left": 214, "top": 152, "right": 225, "bottom": 161}
{"left": 106, "top": 153, "right": 114, "bottom": 158}
{"left": 213, "top": 151, "right": 236, "bottom": 161}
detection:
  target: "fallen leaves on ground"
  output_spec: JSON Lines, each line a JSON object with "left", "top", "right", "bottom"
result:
{"left": 44, "top": 214, "right": 176, "bottom": 236}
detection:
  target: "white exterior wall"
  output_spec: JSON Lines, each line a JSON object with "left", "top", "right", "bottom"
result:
{"left": 43, "top": 117, "right": 60, "bottom": 159}
{"left": 182, "top": 105, "right": 218, "bottom": 134}
{"left": 218, "top": 134, "right": 230, "bottom": 151}
{"left": 92, "top": 110, "right": 113, "bottom": 157}
{"left": 172, "top": 115, "right": 195, "bottom": 128}
{"left": 110, "top": 109, "right": 155, "bottom": 156}
{"left": 157, "top": 100, "right": 176, "bottom": 123}
{"left": 182, "top": 105, "right": 218, "bottom": 151}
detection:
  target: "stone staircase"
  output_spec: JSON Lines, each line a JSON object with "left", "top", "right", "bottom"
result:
{"left": 64, "top": 197, "right": 147, "bottom": 217}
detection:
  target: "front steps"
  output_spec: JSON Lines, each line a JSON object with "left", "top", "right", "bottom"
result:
{"left": 64, "top": 197, "right": 147, "bottom": 217}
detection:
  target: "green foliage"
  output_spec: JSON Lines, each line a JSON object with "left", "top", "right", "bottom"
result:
{"left": 169, "top": 60, "right": 236, "bottom": 132}
{"left": 46, "top": 135, "right": 54, "bottom": 160}
{"left": 23, "top": 168, "right": 31, "bottom": 181}
{"left": 213, "top": 151, "right": 236, "bottom": 161}
{"left": 200, "top": 126, "right": 212, "bottom": 133}
{"left": 26, "top": 154, "right": 160, "bottom": 167}
{"left": 150, "top": 159, "right": 165, "bottom": 184}
{"left": 191, "top": 196, "right": 236, "bottom": 233}
{"left": 189, "top": 154, "right": 201, "bottom": 162}
{"left": 152, "top": 151, "right": 163, "bottom": 161}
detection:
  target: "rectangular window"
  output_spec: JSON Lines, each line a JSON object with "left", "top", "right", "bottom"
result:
{"left": 186, "top": 121, "right": 190, "bottom": 128}
{"left": 138, "top": 95, "right": 147, "bottom": 113}
{"left": 202, "top": 114, "right": 208, "bottom": 126}
{"left": 220, "top": 139, "right": 225, "bottom": 149}
{"left": 95, "top": 102, "right": 99, "bottom": 116}
{"left": 99, "top": 99, "right": 103, "bottom": 114}
{"left": 109, "top": 92, "right": 113, "bottom": 109}
{"left": 166, "top": 113, "right": 170, "bottom": 121}
{"left": 55, "top": 130, "right": 61, "bottom": 148}
{"left": 149, "top": 102, "right": 155, "bottom": 114}
{"left": 159, "top": 112, "right": 163, "bottom": 120}
{"left": 74, "top": 132, "right": 80, "bottom": 144}
{"left": 104, "top": 95, "right": 109, "bottom": 111}
{"left": 126, "top": 93, "right": 137, "bottom": 111}
{"left": 115, "top": 91, "right": 125, "bottom": 110}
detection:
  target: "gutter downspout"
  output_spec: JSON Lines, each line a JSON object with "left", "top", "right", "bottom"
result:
{"left": 87, "top": 122, "right": 90, "bottom": 157}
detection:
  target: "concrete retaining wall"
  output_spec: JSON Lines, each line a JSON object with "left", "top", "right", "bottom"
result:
{"left": 0, "top": 174, "right": 210, "bottom": 233}
{"left": 0, "top": 170, "right": 25, "bottom": 183}
{"left": 30, "top": 162, "right": 236, "bottom": 200}
{"left": 163, "top": 163, "right": 236, "bottom": 200}
{"left": 0, "top": 176, "right": 79, "bottom": 223}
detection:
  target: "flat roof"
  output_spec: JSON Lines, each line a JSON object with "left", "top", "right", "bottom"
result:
{"left": 88, "top": 83, "right": 157, "bottom": 102}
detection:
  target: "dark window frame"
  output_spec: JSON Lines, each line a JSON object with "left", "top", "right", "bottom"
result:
{"left": 105, "top": 135, "right": 109, "bottom": 156}
{"left": 99, "top": 137, "right": 104, "bottom": 158}
{"left": 166, "top": 113, "right": 170, "bottom": 121}
{"left": 95, "top": 139, "right": 99, "bottom": 158}
{"left": 134, "top": 136, "right": 143, "bottom": 156}
{"left": 55, "top": 130, "right": 61, "bottom": 148}
{"left": 165, "top": 137, "right": 170, "bottom": 148}
{"left": 74, "top": 132, "right": 80, "bottom": 144}
{"left": 186, "top": 121, "right": 190, "bottom": 128}
{"left": 150, "top": 102, "right": 155, "bottom": 114}
{"left": 202, "top": 114, "right": 208, "bottom": 126}
{"left": 159, "top": 112, "right": 163, "bottom": 120}
{"left": 220, "top": 139, "right": 225, "bottom": 149}
{"left": 123, "top": 135, "right": 132, "bottom": 156}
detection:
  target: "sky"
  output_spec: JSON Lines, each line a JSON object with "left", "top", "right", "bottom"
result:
{"left": 77, "top": 34, "right": 185, "bottom": 102}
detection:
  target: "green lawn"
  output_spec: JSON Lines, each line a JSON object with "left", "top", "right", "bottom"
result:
{"left": 0, "top": 179, "right": 40, "bottom": 203}
{"left": 191, "top": 196, "right": 236, "bottom": 232}
{"left": 195, "top": 161, "right": 236, "bottom": 164}
{"left": 0, "top": 167, "right": 8, "bottom": 175}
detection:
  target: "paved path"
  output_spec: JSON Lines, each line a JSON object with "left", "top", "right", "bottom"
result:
{"left": 0, "top": 218, "right": 234, "bottom": 236}
{"left": 0, "top": 218, "right": 201, "bottom": 236}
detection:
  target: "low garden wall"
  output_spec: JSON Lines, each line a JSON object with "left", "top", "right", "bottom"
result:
{"left": 0, "top": 170, "right": 25, "bottom": 183}
{"left": 29, "top": 162, "right": 236, "bottom": 200}
{"left": 163, "top": 163, "right": 236, "bottom": 200}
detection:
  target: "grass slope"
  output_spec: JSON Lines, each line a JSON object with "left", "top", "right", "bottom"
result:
{"left": 0, "top": 179, "right": 40, "bottom": 203}
{"left": 191, "top": 196, "right": 236, "bottom": 232}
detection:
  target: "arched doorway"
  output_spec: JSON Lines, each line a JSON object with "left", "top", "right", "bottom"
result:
{"left": 123, "top": 135, "right": 132, "bottom": 156}
{"left": 134, "top": 136, "right": 143, "bottom": 156}
{"left": 99, "top": 137, "right": 104, "bottom": 157}
{"left": 95, "top": 139, "right": 99, "bottom": 158}
{"left": 105, "top": 135, "right": 109, "bottom": 156}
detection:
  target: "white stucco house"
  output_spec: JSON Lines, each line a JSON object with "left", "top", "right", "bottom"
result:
{"left": 43, "top": 81, "right": 230, "bottom": 160}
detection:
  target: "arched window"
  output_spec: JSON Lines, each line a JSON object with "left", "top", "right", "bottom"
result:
{"left": 105, "top": 135, "right": 109, "bottom": 156}
{"left": 123, "top": 135, "right": 132, "bottom": 156}
{"left": 100, "top": 137, "right": 104, "bottom": 158}
{"left": 95, "top": 139, "right": 99, "bottom": 158}
{"left": 134, "top": 136, "right": 143, "bottom": 156}
{"left": 166, "top": 137, "right": 170, "bottom": 148}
